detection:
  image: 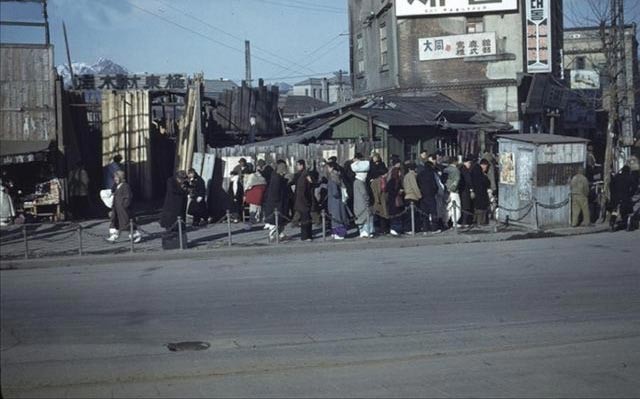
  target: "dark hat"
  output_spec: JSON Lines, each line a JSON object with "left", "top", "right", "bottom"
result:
{"left": 257, "top": 159, "right": 266, "bottom": 167}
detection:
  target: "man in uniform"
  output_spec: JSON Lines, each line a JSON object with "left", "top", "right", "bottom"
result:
{"left": 570, "top": 167, "right": 591, "bottom": 227}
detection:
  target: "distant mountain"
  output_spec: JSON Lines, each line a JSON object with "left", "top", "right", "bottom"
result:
{"left": 56, "top": 57, "right": 128, "bottom": 86}
{"left": 269, "top": 81, "right": 292, "bottom": 94}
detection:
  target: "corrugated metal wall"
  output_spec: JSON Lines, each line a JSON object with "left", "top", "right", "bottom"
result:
{"left": 498, "top": 138, "right": 587, "bottom": 229}
{"left": 0, "top": 44, "right": 56, "bottom": 141}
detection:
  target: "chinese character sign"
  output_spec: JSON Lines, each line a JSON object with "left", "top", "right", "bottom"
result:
{"left": 526, "top": 0, "right": 551, "bottom": 73}
{"left": 397, "top": 0, "right": 517, "bottom": 17}
{"left": 74, "top": 73, "right": 188, "bottom": 91}
{"left": 419, "top": 32, "right": 496, "bottom": 61}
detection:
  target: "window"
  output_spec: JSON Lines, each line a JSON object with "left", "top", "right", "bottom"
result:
{"left": 312, "top": 88, "right": 317, "bottom": 98}
{"left": 356, "top": 33, "right": 363, "bottom": 51}
{"left": 379, "top": 22, "right": 388, "bottom": 68}
{"left": 357, "top": 60, "right": 365, "bottom": 74}
{"left": 575, "top": 56, "right": 586, "bottom": 70}
{"left": 466, "top": 17, "right": 484, "bottom": 33}
{"left": 305, "top": 88, "right": 309, "bottom": 96}
{"left": 319, "top": 88, "right": 323, "bottom": 99}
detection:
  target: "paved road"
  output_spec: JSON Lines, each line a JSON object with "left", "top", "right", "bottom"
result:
{"left": 1, "top": 231, "right": 639, "bottom": 398}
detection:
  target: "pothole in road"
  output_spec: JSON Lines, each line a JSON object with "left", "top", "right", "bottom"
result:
{"left": 166, "top": 341, "right": 210, "bottom": 352}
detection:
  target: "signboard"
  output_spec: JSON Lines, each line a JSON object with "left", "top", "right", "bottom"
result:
{"left": 419, "top": 32, "right": 496, "bottom": 61}
{"left": 526, "top": 0, "right": 552, "bottom": 73}
{"left": 396, "top": 0, "right": 517, "bottom": 17}
{"left": 74, "top": 73, "right": 188, "bottom": 91}
{"left": 570, "top": 69, "right": 600, "bottom": 90}
{"left": 499, "top": 152, "right": 516, "bottom": 185}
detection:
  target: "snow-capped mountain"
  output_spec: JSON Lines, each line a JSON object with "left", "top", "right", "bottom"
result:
{"left": 56, "top": 57, "right": 128, "bottom": 85}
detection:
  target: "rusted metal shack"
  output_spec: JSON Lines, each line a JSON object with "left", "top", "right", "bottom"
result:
{"left": 497, "top": 134, "right": 589, "bottom": 229}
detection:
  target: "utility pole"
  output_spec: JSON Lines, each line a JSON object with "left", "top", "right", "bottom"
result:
{"left": 603, "top": 0, "right": 628, "bottom": 204}
{"left": 245, "top": 40, "right": 252, "bottom": 87}
{"left": 62, "top": 21, "right": 75, "bottom": 89}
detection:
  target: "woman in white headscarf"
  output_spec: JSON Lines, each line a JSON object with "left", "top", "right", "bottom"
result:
{"left": 0, "top": 179, "right": 15, "bottom": 226}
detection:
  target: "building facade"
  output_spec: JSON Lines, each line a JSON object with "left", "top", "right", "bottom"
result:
{"left": 349, "top": 0, "right": 564, "bottom": 130}
{"left": 563, "top": 24, "right": 639, "bottom": 147}
{"left": 292, "top": 74, "right": 353, "bottom": 104}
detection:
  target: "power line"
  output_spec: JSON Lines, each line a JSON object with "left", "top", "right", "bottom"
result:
{"left": 270, "top": 31, "right": 348, "bottom": 78}
{"left": 152, "top": 0, "right": 319, "bottom": 75}
{"left": 243, "top": 0, "right": 345, "bottom": 14}
{"left": 127, "top": 1, "right": 313, "bottom": 77}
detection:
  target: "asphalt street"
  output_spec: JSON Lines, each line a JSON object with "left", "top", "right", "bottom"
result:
{"left": 1, "top": 231, "right": 639, "bottom": 398}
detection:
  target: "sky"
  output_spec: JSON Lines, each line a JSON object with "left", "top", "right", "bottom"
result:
{"left": 0, "top": 0, "right": 638, "bottom": 85}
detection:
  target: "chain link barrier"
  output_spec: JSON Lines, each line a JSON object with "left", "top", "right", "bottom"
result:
{"left": 1, "top": 191, "right": 582, "bottom": 260}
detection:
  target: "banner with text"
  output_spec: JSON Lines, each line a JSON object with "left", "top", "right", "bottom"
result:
{"left": 397, "top": 0, "right": 517, "bottom": 17}
{"left": 419, "top": 32, "right": 497, "bottom": 61}
{"left": 74, "top": 73, "right": 188, "bottom": 91}
{"left": 526, "top": 0, "right": 552, "bottom": 73}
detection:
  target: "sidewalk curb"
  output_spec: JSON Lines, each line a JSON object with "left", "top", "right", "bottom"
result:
{"left": 0, "top": 224, "right": 614, "bottom": 271}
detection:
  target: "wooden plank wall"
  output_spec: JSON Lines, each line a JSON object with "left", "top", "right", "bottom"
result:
{"left": 101, "top": 90, "right": 152, "bottom": 199}
{"left": 209, "top": 141, "right": 382, "bottom": 173}
{"left": 0, "top": 45, "right": 56, "bottom": 141}
{"left": 214, "top": 79, "right": 281, "bottom": 136}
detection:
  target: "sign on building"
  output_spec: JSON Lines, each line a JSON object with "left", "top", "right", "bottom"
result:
{"left": 570, "top": 69, "right": 600, "bottom": 90}
{"left": 396, "top": 0, "right": 517, "bottom": 17}
{"left": 74, "top": 73, "right": 188, "bottom": 91}
{"left": 526, "top": 0, "right": 552, "bottom": 73}
{"left": 419, "top": 32, "right": 496, "bottom": 61}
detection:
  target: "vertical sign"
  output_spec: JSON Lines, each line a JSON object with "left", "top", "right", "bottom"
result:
{"left": 526, "top": 0, "right": 551, "bottom": 73}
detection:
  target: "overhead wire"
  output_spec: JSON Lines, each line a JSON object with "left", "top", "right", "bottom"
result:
{"left": 127, "top": 1, "right": 315, "bottom": 77}
{"left": 152, "top": 0, "right": 319, "bottom": 75}
{"left": 242, "top": 0, "right": 345, "bottom": 14}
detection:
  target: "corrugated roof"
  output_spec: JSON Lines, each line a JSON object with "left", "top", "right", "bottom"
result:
{"left": 280, "top": 95, "right": 329, "bottom": 116}
{"left": 496, "top": 134, "right": 590, "bottom": 144}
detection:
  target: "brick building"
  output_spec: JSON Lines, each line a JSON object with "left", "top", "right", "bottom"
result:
{"left": 348, "top": 0, "right": 564, "bottom": 130}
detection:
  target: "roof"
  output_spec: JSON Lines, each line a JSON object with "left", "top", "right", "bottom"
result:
{"left": 496, "top": 134, "right": 591, "bottom": 144}
{"left": 0, "top": 140, "right": 52, "bottom": 165}
{"left": 330, "top": 94, "right": 512, "bottom": 131}
{"left": 280, "top": 95, "right": 329, "bottom": 116}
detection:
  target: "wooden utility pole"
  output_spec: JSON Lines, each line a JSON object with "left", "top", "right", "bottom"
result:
{"left": 602, "top": 0, "right": 627, "bottom": 204}
{"left": 62, "top": 21, "right": 75, "bottom": 88}
{"left": 245, "top": 40, "right": 252, "bottom": 87}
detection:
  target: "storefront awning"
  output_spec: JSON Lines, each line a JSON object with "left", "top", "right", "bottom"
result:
{"left": 0, "top": 140, "right": 52, "bottom": 165}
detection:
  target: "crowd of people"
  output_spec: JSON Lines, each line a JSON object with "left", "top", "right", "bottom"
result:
{"left": 149, "top": 150, "right": 501, "bottom": 243}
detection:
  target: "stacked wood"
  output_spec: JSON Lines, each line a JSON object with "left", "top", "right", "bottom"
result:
{"left": 175, "top": 76, "right": 203, "bottom": 172}
{"left": 213, "top": 79, "right": 282, "bottom": 138}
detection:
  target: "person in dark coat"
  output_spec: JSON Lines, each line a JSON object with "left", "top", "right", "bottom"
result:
{"left": 368, "top": 152, "right": 389, "bottom": 235}
{"left": 107, "top": 170, "right": 141, "bottom": 243}
{"left": 257, "top": 159, "right": 273, "bottom": 186}
{"left": 386, "top": 156, "right": 405, "bottom": 236}
{"left": 459, "top": 155, "right": 475, "bottom": 226}
{"left": 471, "top": 159, "right": 491, "bottom": 225}
{"left": 160, "top": 170, "right": 188, "bottom": 231}
{"left": 186, "top": 168, "right": 207, "bottom": 226}
{"left": 417, "top": 155, "right": 440, "bottom": 233}
{"left": 290, "top": 159, "right": 314, "bottom": 241}
{"left": 263, "top": 160, "right": 290, "bottom": 241}
{"left": 610, "top": 165, "right": 635, "bottom": 225}
{"left": 228, "top": 170, "right": 244, "bottom": 223}
{"left": 326, "top": 161, "right": 349, "bottom": 240}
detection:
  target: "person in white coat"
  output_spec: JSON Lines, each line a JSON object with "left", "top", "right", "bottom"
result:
{"left": 0, "top": 179, "right": 15, "bottom": 226}
{"left": 350, "top": 153, "right": 374, "bottom": 238}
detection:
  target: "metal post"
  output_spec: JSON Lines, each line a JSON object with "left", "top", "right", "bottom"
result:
{"left": 226, "top": 210, "right": 232, "bottom": 247}
{"left": 367, "top": 211, "right": 372, "bottom": 236}
{"left": 321, "top": 210, "right": 327, "bottom": 241}
{"left": 78, "top": 225, "right": 83, "bottom": 256}
{"left": 177, "top": 216, "right": 184, "bottom": 250}
{"left": 410, "top": 202, "right": 416, "bottom": 235}
{"left": 23, "top": 225, "right": 29, "bottom": 259}
{"left": 275, "top": 209, "right": 280, "bottom": 245}
{"left": 533, "top": 198, "right": 539, "bottom": 231}
{"left": 129, "top": 219, "right": 134, "bottom": 253}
